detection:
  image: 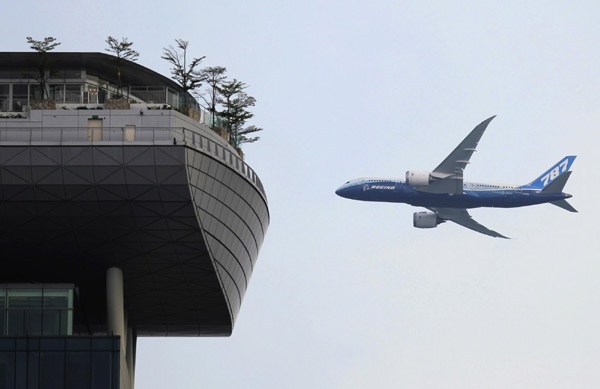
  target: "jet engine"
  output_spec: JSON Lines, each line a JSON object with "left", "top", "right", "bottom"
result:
{"left": 413, "top": 211, "right": 443, "bottom": 229}
{"left": 406, "top": 171, "right": 432, "bottom": 186}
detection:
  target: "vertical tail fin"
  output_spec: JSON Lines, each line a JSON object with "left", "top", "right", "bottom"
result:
{"left": 522, "top": 156, "right": 576, "bottom": 189}
{"left": 541, "top": 171, "right": 572, "bottom": 194}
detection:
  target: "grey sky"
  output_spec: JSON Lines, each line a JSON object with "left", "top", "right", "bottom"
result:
{"left": 3, "top": 1, "right": 599, "bottom": 387}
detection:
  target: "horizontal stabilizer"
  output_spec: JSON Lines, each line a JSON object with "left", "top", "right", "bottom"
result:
{"left": 541, "top": 171, "right": 572, "bottom": 194}
{"left": 550, "top": 199, "right": 578, "bottom": 213}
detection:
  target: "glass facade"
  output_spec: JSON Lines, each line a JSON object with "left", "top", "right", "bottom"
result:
{"left": 0, "top": 336, "right": 119, "bottom": 389}
{"left": 0, "top": 293, "right": 4, "bottom": 337}
{"left": 49, "top": 84, "right": 83, "bottom": 104}
{"left": 0, "top": 286, "right": 121, "bottom": 388}
{"left": 0, "top": 288, "right": 73, "bottom": 337}
{"left": 0, "top": 84, "right": 8, "bottom": 112}
{"left": 11, "top": 85, "right": 28, "bottom": 112}
{"left": 49, "top": 70, "right": 82, "bottom": 80}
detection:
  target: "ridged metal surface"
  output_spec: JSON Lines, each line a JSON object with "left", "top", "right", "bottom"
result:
{"left": 186, "top": 149, "right": 269, "bottom": 320}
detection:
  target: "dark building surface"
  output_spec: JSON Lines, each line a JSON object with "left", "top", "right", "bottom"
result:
{"left": 0, "top": 144, "right": 268, "bottom": 336}
{"left": 0, "top": 336, "right": 120, "bottom": 389}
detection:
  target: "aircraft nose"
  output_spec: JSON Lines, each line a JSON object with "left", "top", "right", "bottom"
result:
{"left": 335, "top": 184, "right": 350, "bottom": 198}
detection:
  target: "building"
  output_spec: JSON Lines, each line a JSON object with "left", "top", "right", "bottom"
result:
{"left": 0, "top": 52, "right": 269, "bottom": 388}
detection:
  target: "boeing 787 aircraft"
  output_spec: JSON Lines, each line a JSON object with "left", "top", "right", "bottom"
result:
{"left": 335, "top": 116, "right": 576, "bottom": 238}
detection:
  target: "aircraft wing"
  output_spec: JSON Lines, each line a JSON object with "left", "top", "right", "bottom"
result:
{"left": 431, "top": 115, "right": 496, "bottom": 181}
{"left": 429, "top": 207, "right": 509, "bottom": 239}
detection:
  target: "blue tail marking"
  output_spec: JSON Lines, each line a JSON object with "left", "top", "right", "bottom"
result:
{"left": 523, "top": 156, "right": 576, "bottom": 189}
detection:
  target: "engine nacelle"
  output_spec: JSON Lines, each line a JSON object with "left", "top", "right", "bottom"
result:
{"left": 413, "top": 211, "right": 441, "bottom": 229}
{"left": 406, "top": 171, "right": 432, "bottom": 187}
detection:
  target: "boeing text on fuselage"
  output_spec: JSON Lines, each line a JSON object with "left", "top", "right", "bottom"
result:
{"left": 364, "top": 184, "right": 395, "bottom": 191}
{"left": 335, "top": 116, "right": 577, "bottom": 238}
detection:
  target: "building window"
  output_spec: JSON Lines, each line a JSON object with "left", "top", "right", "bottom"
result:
{"left": 65, "top": 85, "right": 82, "bottom": 103}
{"left": 30, "top": 84, "right": 43, "bottom": 100}
{"left": 49, "top": 69, "right": 64, "bottom": 79}
{"left": 49, "top": 84, "right": 65, "bottom": 103}
{"left": 0, "top": 290, "right": 4, "bottom": 336}
{"left": 0, "top": 84, "right": 8, "bottom": 112}
{"left": 64, "top": 70, "right": 82, "bottom": 79}
{"left": 0, "top": 287, "right": 73, "bottom": 337}
{"left": 0, "top": 336, "right": 119, "bottom": 389}
{"left": 12, "top": 84, "right": 28, "bottom": 112}
{"left": 98, "top": 84, "right": 107, "bottom": 104}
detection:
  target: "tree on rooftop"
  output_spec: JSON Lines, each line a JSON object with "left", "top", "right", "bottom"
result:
{"left": 200, "top": 66, "right": 227, "bottom": 128}
{"left": 162, "top": 39, "right": 205, "bottom": 108}
{"left": 218, "top": 79, "right": 262, "bottom": 148}
{"left": 26, "top": 36, "right": 61, "bottom": 100}
{"left": 234, "top": 124, "right": 263, "bottom": 147}
{"left": 105, "top": 36, "right": 139, "bottom": 96}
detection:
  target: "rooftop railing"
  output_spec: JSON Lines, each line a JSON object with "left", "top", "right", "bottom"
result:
{"left": 0, "top": 81, "right": 211, "bottom": 117}
{"left": 0, "top": 126, "right": 266, "bottom": 200}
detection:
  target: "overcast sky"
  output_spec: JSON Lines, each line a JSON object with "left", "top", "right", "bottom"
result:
{"left": 4, "top": 1, "right": 600, "bottom": 388}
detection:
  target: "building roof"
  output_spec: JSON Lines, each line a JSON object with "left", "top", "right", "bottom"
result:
{"left": 0, "top": 52, "right": 186, "bottom": 93}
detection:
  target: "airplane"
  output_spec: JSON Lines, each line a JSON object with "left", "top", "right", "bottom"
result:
{"left": 335, "top": 116, "right": 576, "bottom": 238}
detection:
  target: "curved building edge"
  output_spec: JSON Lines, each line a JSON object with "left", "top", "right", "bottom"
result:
{"left": 185, "top": 146, "right": 269, "bottom": 326}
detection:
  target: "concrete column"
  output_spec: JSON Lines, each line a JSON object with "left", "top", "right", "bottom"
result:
{"left": 107, "top": 267, "right": 132, "bottom": 389}
{"left": 106, "top": 267, "right": 125, "bottom": 347}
